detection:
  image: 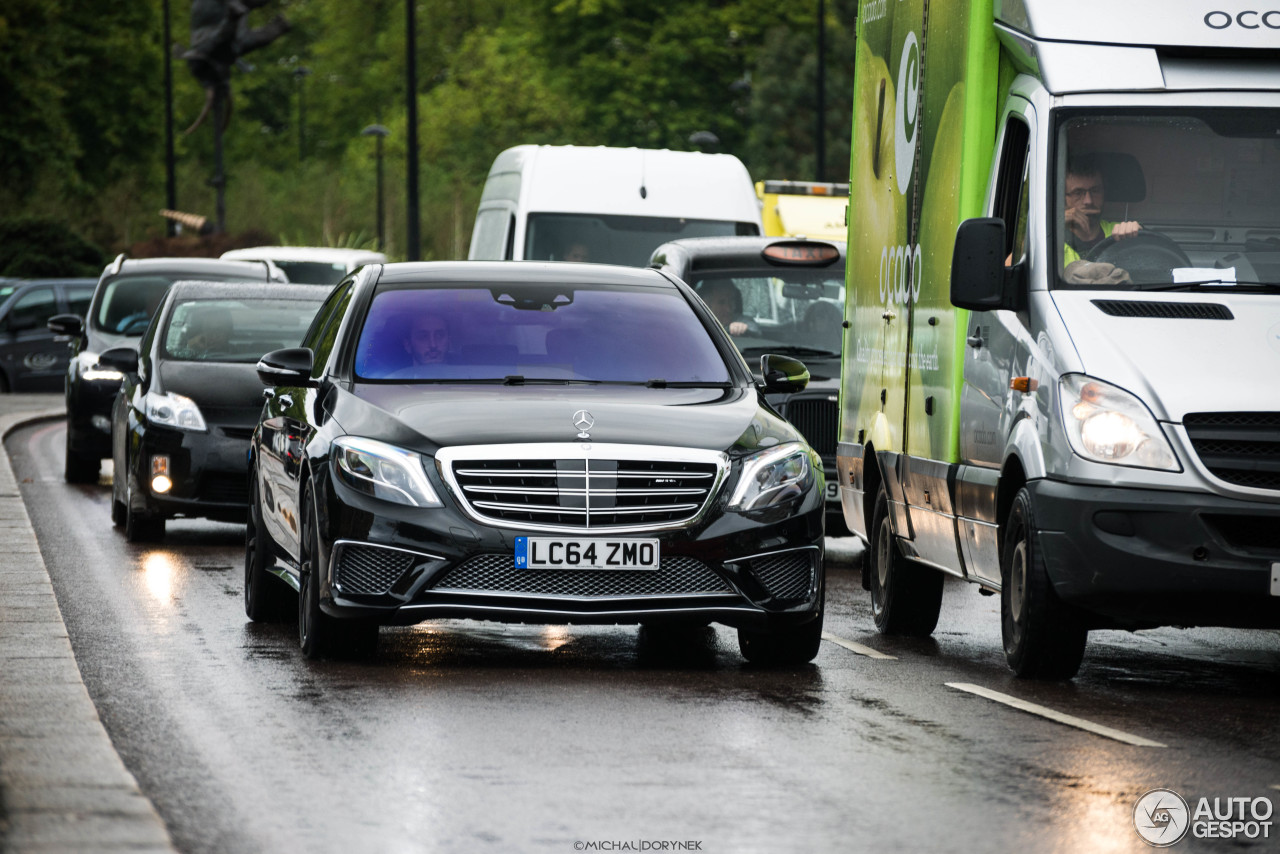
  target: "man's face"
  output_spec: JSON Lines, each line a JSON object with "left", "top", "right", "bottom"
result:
{"left": 565, "top": 244, "right": 589, "bottom": 263}
{"left": 1065, "top": 171, "right": 1105, "bottom": 218}
{"left": 705, "top": 290, "right": 735, "bottom": 325}
{"left": 405, "top": 315, "right": 448, "bottom": 364}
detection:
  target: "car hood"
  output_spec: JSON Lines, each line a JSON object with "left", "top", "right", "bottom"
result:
{"left": 158, "top": 361, "right": 266, "bottom": 426}
{"left": 341, "top": 383, "right": 798, "bottom": 454}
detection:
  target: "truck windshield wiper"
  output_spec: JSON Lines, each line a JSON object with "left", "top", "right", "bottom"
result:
{"left": 1139, "top": 280, "right": 1280, "bottom": 292}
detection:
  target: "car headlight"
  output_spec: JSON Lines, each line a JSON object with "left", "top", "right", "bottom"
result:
{"left": 1059, "top": 375, "right": 1179, "bottom": 471}
{"left": 728, "top": 442, "right": 814, "bottom": 511}
{"left": 334, "top": 436, "right": 442, "bottom": 508}
{"left": 146, "top": 391, "right": 207, "bottom": 432}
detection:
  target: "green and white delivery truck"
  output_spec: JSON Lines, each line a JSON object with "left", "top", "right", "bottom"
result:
{"left": 840, "top": 0, "right": 1280, "bottom": 678}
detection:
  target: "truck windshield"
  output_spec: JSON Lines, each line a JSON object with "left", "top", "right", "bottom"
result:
{"left": 1055, "top": 109, "right": 1280, "bottom": 291}
{"left": 526, "top": 214, "right": 759, "bottom": 267}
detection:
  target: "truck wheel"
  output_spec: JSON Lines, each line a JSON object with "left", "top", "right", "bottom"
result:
{"left": 298, "top": 482, "right": 377, "bottom": 660}
{"left": 64, "top": 430, "right": 99, "bottom": 484}
{"left": 1001, "top": 487, "right": 1087, "bottom": 679}
{"left": 869, "top": 484, "right": 943, "bottom": 636}
{"left": 738, "top": 589, "right": 824, "bottom": 666}
{"left": 245, "top": 477, "right": 292, "bottom": 622}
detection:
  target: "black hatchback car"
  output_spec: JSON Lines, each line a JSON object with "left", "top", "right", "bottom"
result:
{"left": 0, "top": 278, "right": 95, "bottom": 392}
{"left": 105, "top": 281, "right": 325, "bottom": 541}
{"left": 247, "top": 261, "right": 825, "bottom": 663}
{"left": 649, "top": 236, "right": 847, "bottom": 533}
{"left": 51, "top": 255, "right": 287, "bottom": 483}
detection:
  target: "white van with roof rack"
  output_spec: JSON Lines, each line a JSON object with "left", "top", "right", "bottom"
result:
{"left": 467, "top": 145, "right": 764, "bottom": 266}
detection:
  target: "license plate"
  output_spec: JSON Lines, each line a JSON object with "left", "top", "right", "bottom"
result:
{"left": 825, "top": 480, "right": 840, "bottom": 503}
{"left": 515, "top": 537, "right": 660, "bottom": 570}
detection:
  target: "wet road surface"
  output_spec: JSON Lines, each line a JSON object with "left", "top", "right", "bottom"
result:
{"left": 10, "top": 420, "right": 1280, "bottom": 853}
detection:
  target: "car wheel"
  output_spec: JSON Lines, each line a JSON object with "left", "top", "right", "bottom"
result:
{"left": 123, "top": 481, "right": 165, "bottom": 542}
{"left": 64, "top": 429, "right": 99, "bottom": 484}
{"left": 737, "top": 588, "right": 824, "bottom": 666}
{"left": 298, "top": 481, "right": 377, "bottom": 659}
{"left": 1001, "top": 487, "right": 1087, "bottom": 680}
{"left": 245, "top": 476, "right": 292, "bottom": 622}
{"left": 868, "top": 482, "right": 943, "bottom": 636}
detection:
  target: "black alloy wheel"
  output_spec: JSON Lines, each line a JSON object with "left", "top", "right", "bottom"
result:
{"left": 1001, "top": 487, "right": 1087, "bottom": 679}
{"left": 737, "top": 587, "right": 825, "bottom": 666}
{"left": 244, "top": 475, "right": 292, "bottom": 622}
{"left": 297, "top": 481, "right": 377, "bottom": 660}
{"left": 64, "top": 429, "right": 98, "bottom": 484}
{"left": 868, "top": 482, "right": 943, "bottom": 636}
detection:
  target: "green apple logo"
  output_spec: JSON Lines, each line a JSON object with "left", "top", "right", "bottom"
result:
{"left": 894, "top": 32, "right": 920, "bottom": 196}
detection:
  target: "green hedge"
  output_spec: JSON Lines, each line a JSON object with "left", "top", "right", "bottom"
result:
{"left": 0, "top": 218, "right": 104, "bottom": 278}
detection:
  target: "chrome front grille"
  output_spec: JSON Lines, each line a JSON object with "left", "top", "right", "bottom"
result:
{"left": 747, "top": 551, "right": 815, "bottom": 600}
{"left": 431, "top": 554, "right": 734, "bottom": 598}
{"left": 442, "top": 445, "right": 726, "bottom": 532}
{"left": 334, "top": 543, "right": 416, "bottom": 595}
{"left": 1184, "top": 412, "right": 1280, "bottom": 491}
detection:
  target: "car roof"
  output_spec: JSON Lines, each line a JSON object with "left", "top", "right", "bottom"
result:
{"left": 220, "top": 246, "right": 387, "bottom": 265}
{"left": 372, "top": 260, "right": 680, "bottom": 289}
{"left": 165, "top": 280, "right": 330, "bottom": 301}
{"left": 650, "top": 236, "right": 846, "bottom": 273}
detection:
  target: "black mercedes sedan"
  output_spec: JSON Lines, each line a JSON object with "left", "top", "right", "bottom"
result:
{"left": 648, "top": 236, "right": 847, "bottom": 533}
{"left": 104, "top": 281, "right": 325, "bottom": 541}
{"left": 247, "top": 261, "right": 826, "bottom": 664}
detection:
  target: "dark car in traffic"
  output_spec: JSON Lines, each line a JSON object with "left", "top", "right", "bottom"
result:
{"left": 649, "top": 236, "right": 848, "bottom": 533}
{"left": 0, "top": 278, "right": 95, "bottom": 391}
{"left": 51, "top": 255, "right": 287, "bottom": 483}
{"left": 247, "top": 261, "right": 825, "bottom": 664}
{"left": 105, "top": 281, "right": 325, "bottom": 541}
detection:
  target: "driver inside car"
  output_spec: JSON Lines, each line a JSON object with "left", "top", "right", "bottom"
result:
{"left": 1063, "top": 153, "right": 1142, "bottom": 265}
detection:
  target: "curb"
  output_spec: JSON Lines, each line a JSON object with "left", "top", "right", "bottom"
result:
{"left": 0, "top": 404, "right": 175, "bottom": 853}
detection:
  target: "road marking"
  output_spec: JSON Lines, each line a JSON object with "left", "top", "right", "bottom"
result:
{"left": 946, "top": 682, "right": 1167, "bottom": 748}
{"left": 822, "top": 631, "right": 897, "bottom": 660}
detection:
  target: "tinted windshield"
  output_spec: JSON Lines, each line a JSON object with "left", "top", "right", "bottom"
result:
{"left": 355, "top": 284, "right": 732, "bottom": 384}
{"left": 162, "top": 297, "right": 323, "bottom": 363}
{"left": 272, "top": 260, "right": 348, "bottom": 285}
{"left": 526, "top": 214, "right": 759, "bottom": 267}
{"left": 94, "top": 273, "right": 261, "bottom": 335}
{"left": 1055, "top": 109, "right": 1280, "bottom": 290}
{"left": 692, "top": 267, "right": 845, "bottom": 356}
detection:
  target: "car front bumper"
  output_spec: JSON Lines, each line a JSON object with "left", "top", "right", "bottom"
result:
{"left": 138, "top": 423, "right": 253, "bottom": 522}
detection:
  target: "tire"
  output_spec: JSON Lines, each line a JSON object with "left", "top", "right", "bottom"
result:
{"left": 123, "top": 480, "right": 165, "bottom": 542}
{"left": 64, "top": 429, "right": 99, "bottom": 484}
{"left": 868, "top": 483, "right": 943, "bottom": 636}
{"left": 298, "top": 482, "right": 377, "bottom": 660}
{"left": 245, "top": 476, "right": 292, "bottom": 622}
{"left": 1001, "top": 487, "right": 1087, "bottom": 680}
{"left": 738, "top": 590, "right": 824, "bottom": 666}
{"left": 110, "top": 494, "right": 126, "bottom": 527}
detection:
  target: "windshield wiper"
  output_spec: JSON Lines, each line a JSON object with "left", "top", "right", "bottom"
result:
{"left": 640, "top": 379, "right": 733, "bottom": 388}
{"left": 1140, "top": 280, "right": 1280, "bottom": 292}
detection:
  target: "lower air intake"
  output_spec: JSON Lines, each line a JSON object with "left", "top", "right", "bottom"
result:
{"left": 432, "top": 554, "right": 734, "bottom": 598}
{"left": 748, "top": 551, "right": 815, "bottom": 600}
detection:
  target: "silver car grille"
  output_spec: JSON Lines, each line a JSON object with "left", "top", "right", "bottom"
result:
{"left": 431, "top": 554, "right": 735, "bottom": 599}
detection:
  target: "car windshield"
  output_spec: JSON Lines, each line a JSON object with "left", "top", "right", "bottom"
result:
{"left": 691, "top": 268, "right": 845, "bottom": 357}
{"left": 1055, "top": 109, "right": 1280, "bottom": 291}
{"left": 162, "top": 297, "right": 323, "bottom": 363}
{"left": 271, "top": 260, "right": 348, "bottom": 285}
{"left": 94, "top": 272, "right": 261, "bottom": 335}
{"left": 525, "top": 214, "right": 759, "bottom": 267}
{"left": 354, "top": 284, "right": 732, "bottom": 384}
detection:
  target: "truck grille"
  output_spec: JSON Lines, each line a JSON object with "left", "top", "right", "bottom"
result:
{"left": 784, "top": 398, "right": 837, "bottom": 457}
{"left": 1183, "top": 412, "right": 1280, "bottom": 490}
{"left": 431, "top": 554, "right": 735, "bottom": 598}
{"left": 448, "top": 456, "right": 722, "bottom": 530}
{"left": 747, "top": 550, "right": 816, "bottom": 601}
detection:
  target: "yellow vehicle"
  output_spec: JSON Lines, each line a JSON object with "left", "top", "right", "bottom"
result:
{"left": 755, "top": 180, "right": 849, "bottom": 240}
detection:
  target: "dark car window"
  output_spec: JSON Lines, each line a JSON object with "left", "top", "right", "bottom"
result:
{"left": 4, "top": 286, "right": 57, "bottom": 333}
{"left": 526, "top": 214, "right": 760, "bottom": 267}
{"left": 306, "top": 283, "right": 353, "bottom": 378}
{"left": 692, "top": 269, "right": 845, "bottom": 355}
{"left": 354, "top": 284, "right": 731, "bottom": 384}
{"left": 94, "top": 273, "right": 264, "bottom": 335}
{"left": 162, "top": 297, "right": 323, "bottom": 363}
{"left": 66, "top": 286, "right": 93, "bottom": 318}
{"left": 272, "top": 260, "right": 348, "bottom": 285}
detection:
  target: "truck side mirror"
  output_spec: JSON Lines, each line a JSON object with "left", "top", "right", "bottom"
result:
{"left": 951, "top": 218, "right": 1025, "bottom": 312}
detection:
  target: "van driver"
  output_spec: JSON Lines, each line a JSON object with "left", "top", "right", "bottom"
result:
{"left": 1063, "top": 153, "right": 1142, "bottom": 265}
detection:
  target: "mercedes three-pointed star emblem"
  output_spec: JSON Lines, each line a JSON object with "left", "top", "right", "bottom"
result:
{"left": 573, "top": 409, "right": 594, "bottom": 439}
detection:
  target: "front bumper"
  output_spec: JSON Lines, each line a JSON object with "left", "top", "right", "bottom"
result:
{"left": 139, "top": 423, "right": 252, "bottom": 522}
{"left": 1029, "top": 478, "right": 1280, "bottom": 629}
{"left": 315, "top": 475, "right": 826, "bottom": 631}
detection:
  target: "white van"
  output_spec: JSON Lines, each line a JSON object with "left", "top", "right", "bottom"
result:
{"left": 467, "top": 145, "right": 763, "bottom": 266}
{"left": 220, "top": 246, "right": 387, "bottom": 285}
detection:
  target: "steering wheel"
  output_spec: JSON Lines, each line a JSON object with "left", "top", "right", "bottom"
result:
{"left": 1085, "top": 231, "right": 1191, "bottom": 282}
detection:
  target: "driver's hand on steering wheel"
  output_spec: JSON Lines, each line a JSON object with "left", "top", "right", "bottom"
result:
{"left": 729, "top": 321, "right": 748, "bottom": 336}
{"left": 1111, "top": 220, "right": 1143, "bottom": 240}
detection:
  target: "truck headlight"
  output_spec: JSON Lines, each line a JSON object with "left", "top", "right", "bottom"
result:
{"left": 728, "top": 443, "right": 814, "bottom": 511}
{"left": 334, "top": 436, "right": 442, "bottom": 508}
{"left": 1059, "top": 375, "right": 1179, "bottom": 471}
{"left": 146, "top": 391, "right": 207, "bottom": 432}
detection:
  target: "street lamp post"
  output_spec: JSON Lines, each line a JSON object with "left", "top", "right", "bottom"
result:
{"left": 405, "top": 0, "right": 421, "bottom": 261}
{"left": 361, "top": 125, "right": 391, "bottom": 251}
{"left": 293, "top": 66, "right": 312, "bottom": 161}
{"left": 163, "top": 0, "right": 177, "bottom": 237}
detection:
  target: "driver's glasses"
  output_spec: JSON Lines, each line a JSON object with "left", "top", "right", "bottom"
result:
{"left": 1065, "top": 185, "right": 1104, "bottom": 202}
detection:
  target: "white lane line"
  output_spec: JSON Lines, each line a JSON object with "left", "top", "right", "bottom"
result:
{"left": 946, "top": 682, "right": 1167, "bottom": 748}
{"left": 822, "top": 631, "right": 897, "bottom": 660}
{"left": 1271, "top": 784, "right": 1280, "bottom": 792}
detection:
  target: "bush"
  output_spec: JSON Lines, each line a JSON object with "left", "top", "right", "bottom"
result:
{"left": 0, "top": 218, "right": 105, "bottom": 278}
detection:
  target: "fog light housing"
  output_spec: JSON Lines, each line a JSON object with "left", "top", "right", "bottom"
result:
{"left": 151, "top": 456, "right": 172, "bottom": 494}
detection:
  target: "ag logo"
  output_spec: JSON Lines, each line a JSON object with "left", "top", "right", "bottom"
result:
{"left": 1134, "top": 789, "right": 1190, "bottom": 847}
{"left": 894, "top": 31, "right": 921, "bottom": 196}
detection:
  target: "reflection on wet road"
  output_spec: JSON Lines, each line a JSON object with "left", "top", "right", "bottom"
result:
{"left": 10, "top": 421, "right": 1280, "bottom": 853}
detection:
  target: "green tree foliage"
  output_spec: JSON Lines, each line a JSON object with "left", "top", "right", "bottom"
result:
{"left": 0, "top": 218, "right": 104, "bottom": 278}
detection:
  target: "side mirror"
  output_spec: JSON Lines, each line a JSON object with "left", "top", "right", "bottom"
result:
{"left": 48, "top": 314, "right": 85, "bottom": 337}
{"left": 950, "top": 218, "right": 1025, "bottom": 312}
{"left": 97, "top": 346, "right": 139, "bottom": 374}
{"left": 760, "top": 354, "right": 809, "bottom": 394}
{"left": 257, "top": 347, "right": 315, "bottom": 387}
